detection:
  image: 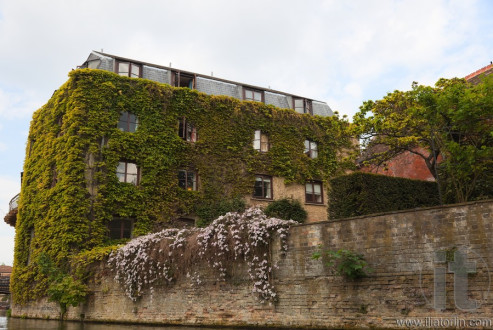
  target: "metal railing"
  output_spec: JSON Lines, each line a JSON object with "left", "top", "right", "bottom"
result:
{"left": 9, "top": 193, "right": 19, "bottom": 212}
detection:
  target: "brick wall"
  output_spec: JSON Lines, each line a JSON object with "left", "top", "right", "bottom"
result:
{"left": 13, "top": 200, "right": 493, "bottom": 329}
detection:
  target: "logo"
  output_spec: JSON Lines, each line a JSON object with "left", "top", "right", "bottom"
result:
{"left": 417, "top": 246, "right": 490, "bottom": 311}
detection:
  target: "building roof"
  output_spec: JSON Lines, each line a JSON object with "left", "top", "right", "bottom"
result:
{"left": 82, "top": 51, "right": 333, "bottom": 115}
{"left": 0, "top": 265, "right": 12, "bottom": 274}
{"left": 465, "top": 62, "right": 493, "bottom": 84}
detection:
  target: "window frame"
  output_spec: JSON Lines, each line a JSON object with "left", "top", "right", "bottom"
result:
{"left": 304, "top": 139, "right": 318, "bottom": 159}
{"left": 108, "top": 218, "right": 134, "bottom": 239}
{"left": 116, "top": 61, "right": 142, "bottom": 78}
{"left": 178, "top": 117, "right": 198, "bottom": 142}
{"left": 178, "top": 169, "right": 198, "bottom": 191}
{"left": 253, "top": 175, "right": 273, "bottom": 200}
{"left": 118, "top": 111, "right": 138, "bottom": 132}
{"left": 305, "top": 181, "right": 324, "bottom": 204}
{"left": 117, "top": 161, "right": 140, "bottom": 185}
{"left": 243, "top": 87, "right": 264, "bottom": 103}
{"left": 293, "top": 98, "right": 312, "bottom": 115}
{"left": 253, "top": 130, "right": 270, "bottom": 152}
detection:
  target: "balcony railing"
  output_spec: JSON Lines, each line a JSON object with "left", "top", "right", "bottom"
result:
{"left": 9, "top": 193, "right": 19, "bottom": 212}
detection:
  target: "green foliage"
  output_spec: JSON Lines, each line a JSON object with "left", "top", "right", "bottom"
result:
{"left": 6, "top": 309, "right": 11, "bottom": 317}
{"left": 195, "top": 197, "right": 246, "bottom": 227}
{"left": 37, "top": 253, "right": 87, "bottom": 319}
{"left": 12, "top": 69, "right": 353, "bottom": 303}
{"left": 354, "top": 76, "right": 493, "bottom": 203}
{"left": 264, "top": 198, "right": 307, "bottom": 223}
{"left": 329, "top": 172, "right": 440, "bottom": 219}
{"left": 312, "top": 247, "right": 371, "bottom": 280}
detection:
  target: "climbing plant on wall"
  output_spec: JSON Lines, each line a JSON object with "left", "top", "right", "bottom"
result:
{"left": 11, "top": 69, "right": 353, "bottom": 303}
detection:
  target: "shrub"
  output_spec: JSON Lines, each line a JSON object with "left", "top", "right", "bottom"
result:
{"left": 328, "top": 172, "right": 440, "bottom": 219}
{"left": 195, "top": 197, "right": 246, "bottom": 227}
{"left": 264, "top": 198, "right": 307, "bottom": 223}
{"left": 312, "top": 248, "right": 371, "bottom": 280}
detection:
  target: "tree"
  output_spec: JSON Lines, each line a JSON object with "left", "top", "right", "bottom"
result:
{"left": 354, "top": 75, "right": 493, "bottom": 203}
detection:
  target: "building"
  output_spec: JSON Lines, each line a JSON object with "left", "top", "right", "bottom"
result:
{"left": 9, "top": 52, "right": 351, "bottom": 303}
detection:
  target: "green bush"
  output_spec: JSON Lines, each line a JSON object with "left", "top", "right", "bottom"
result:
{"left": 329, "top": 172, "right": 440, "bottom": 219}
{"left": 195, "top": 197, "right": 246, "bottom": 227}
{"left": 312, "top": 248, "right": 371, "bottom": 280}
{"left": 264, "top": 198, "right": 307, "bottom": 223}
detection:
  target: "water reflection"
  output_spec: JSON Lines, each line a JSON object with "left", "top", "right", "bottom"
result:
{"left": 1, "top": 316, "right": 243, "bottom": 330}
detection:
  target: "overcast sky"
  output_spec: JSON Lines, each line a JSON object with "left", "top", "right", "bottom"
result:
{"left": 0, "top": 0, "right": 492, "bottom": 265}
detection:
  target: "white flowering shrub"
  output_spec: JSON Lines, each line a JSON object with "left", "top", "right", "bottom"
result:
{"left": 108, "top": 207, "right": 296, "bottom": 302}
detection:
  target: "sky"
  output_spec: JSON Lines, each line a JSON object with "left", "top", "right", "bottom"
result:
{"left": 0, "top": 0, "right": 492, "bottom": 266}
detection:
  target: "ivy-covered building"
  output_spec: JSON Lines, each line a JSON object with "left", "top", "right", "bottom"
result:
{"left": 9, "top": 52, "right": 351, "bottom": 303}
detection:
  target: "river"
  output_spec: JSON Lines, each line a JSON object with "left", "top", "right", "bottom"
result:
{"left": 0, "top": 311, "right": 244, "bottom": 330}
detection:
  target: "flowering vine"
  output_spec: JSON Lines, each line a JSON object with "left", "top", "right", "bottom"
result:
{"left": 108, "top": 207, "right": 296, "bottom": 302}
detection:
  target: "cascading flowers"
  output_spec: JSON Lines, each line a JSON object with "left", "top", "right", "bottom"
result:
{"left": 108, "top": 207, "right": 296, "bottom": 302}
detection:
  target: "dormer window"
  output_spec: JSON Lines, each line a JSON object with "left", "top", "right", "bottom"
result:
{"left": 173, "top": 72, "right": 196, "bottom": 89}
{"left": 118, "top": 112, "right": 138, "bottom": 132}
{"left": 179, "top": 118, "right": 197, "bottom": 142}
{"left": 116, "top": 61, "right": 141, "bottom": 78}
{"left": 294, "top": 98, "right": 312, "bottom": 114}
{"left": 304, "top": 140, "right": 318, "bottom": 158}
{"left": 253, "top": 130, "right": 270, "bottom": 152}
{"left": 244, "top": 88, "right": 264, "bottom": 102}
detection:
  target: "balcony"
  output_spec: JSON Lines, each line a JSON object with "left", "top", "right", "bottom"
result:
{"left": 4, "top": 193, "right": 19, "bottom": 227}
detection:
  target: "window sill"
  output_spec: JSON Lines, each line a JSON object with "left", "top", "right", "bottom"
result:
{"left": 304, "top": 202, "right": 326, "bottom": 206}
{"left": 251, "top": 197, "right": 273, "bottom": 201}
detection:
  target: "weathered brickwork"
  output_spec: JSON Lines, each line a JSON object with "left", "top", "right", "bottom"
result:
{"left": 13, "top": 200, "right": 493, "bottom": 329}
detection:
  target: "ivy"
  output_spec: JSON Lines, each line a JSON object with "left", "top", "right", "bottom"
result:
{"left": 12, "top": 69, "right": 352, "bottom": 303}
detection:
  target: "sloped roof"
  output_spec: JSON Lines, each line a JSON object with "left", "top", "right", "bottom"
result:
{"left": 0, "top": 265, "right": 12, "bottom": 274}
{"left": 465, "top": 63, "right": 493, "bottom": 84}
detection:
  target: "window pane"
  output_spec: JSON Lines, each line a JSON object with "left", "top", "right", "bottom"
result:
{"left": 263, "top": 178, "right": 271, "bottom": 198}
{"left": 130, "top": 64, "right": 140, "bottom": 78}
{"left": 178, "top": 170, "right": 186, "bottom": 189}
{"left": 311, "top": 150, "right": 318, "bottom": 158}
{"left": 187, "top": 172, "right": 195, "bottom": 190}
{"left": 127, "top": 173, "right": 138, "bottom": 185}
{"left": 260, "top": 133, "right": 269, "bottom": 152}
{"left": 311, "top": 141, "right": 318, "bottom": 151}
{"left": 118, "top": 112, "right": 128, "bottom": 131}
{"left": 254, "top": 130, "right": 260, "bottom": 140}
{"left": 126, "top": 163, "right": 138, "bottom": 176}
{"left": 305, "top": 183, "right": 313, "bottom": 194}
{"left": 314, "top": 183, "right": 321, "bottom": 194}
{"left": 118, "top": 62, "right": 129, "bottom": 76}
{"left": 245, "top": 90, "right": 252, "bottom": 100}
{"left": 254, "top": 91, "right": 262, "bottom": 101}
{"left": 253, "top": 177, "right": 263, "bottom": 197}
{"left": 128, "top": 121, "right": 137, "bottom": 133}
{"left": 304, "top": 140, "right": 310, "bottom": 153}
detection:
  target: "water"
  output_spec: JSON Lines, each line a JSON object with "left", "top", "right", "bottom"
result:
{"left": 0, "top": 312, "right": 243, "bottom": 330}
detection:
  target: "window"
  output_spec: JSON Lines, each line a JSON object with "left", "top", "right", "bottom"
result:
{"left": 116, "top": 61, "right": 141, "bottom": 78}
{"left": 304, "top": 140, "right": 318, "bottom": 158}
{"left": 253, "top": 175, "right": 272, "bottom": 199}
{"left": 178, "top": 118, "right": 197, "bottom": 142}
{"left": 108, "top": 218, "right": 133, "bottom": 239}
{"left": 305, "top": 181, "right": 323, "bottom": 204}
{"left": 178, "top": 170, "right": 197, "bottom": 191}
{"left": 118, "top": 112, "right": 138, "bottom": 132}
{"left": 244, "top": 88, "right": 264, "bottom": 102}
{"left": 293, "top": 98, "right": 312, "bottom": 114}
{"left": 173, "top": 72, "right": 196, "bottom": 89}
{"left": 117, "top": 161, "right": 140, "bottom": 185}
{"left": 253, "top": 130, "right": 270, "bottom": 152}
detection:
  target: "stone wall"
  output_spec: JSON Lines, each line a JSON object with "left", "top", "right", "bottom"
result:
{"left": 13, "top": 200, "right": 493, "bottom": 329}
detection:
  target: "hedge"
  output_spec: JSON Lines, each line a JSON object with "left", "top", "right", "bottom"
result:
{"left": 328, "top": 172, "right": 440, "bottom": 219}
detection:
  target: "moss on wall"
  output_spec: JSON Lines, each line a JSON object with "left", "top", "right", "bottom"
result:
{"left": 11, "top": 69, "right": 352, "bottom": 303}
